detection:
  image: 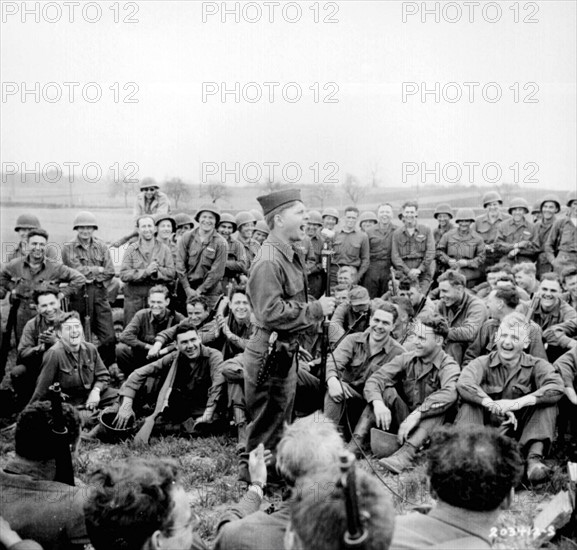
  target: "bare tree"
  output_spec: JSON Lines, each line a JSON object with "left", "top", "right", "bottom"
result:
{"left": 163, "top": 177, "right": 192, "bottom": 209}
{"left": 200, "top": 180, "right": 230, "bottom": 203}
{"left": 342, "top": 173, "right": 367, "bottom": 205}
{"left": 368, "top": 162, "right": 381, "bottom": 188}
{"left": 311, "top": 181, "right": 336, "bottom": 209}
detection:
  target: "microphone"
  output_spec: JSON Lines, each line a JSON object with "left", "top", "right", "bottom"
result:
{"left": 321, "top": 228, "right": 335, "bottom": 240}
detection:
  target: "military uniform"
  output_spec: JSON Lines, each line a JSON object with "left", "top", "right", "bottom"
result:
{"left": 119, "top": 239, "right": 175, "bottom": 324}
{"left": 436, "top": 228, "right": 486, "bottom": 288}
{"left": 457, "top": 351, "right": 564, "bottom": 448}
{"left": 62, "top": 236, "right": 116, "bottom": 365}
{"left": 222, "top": 237, "right": 249, "bottom": 288}
{"left": 473, "top": 212, "right": 509, "bottom": 268}
{"left": 435, "top": 292, "right": 488, "bottom": 365}
{"left": 330, "top": 228, "right": 370, "bottom": 286}
{"left": 176, "top": 228, "right": 227, "bottom": 310}
{"left": 363, "top": 222, "right": 398, "bottom": 298}
{"left": 494, "top": 218, "right": 538, "bottom": 265}
{"left": 545, "top": 214, "right": 577, "bottom": 274}
{"left": 534, "top": 217, "right": 557, "bottom": 276}
{"left": 303, "top": 233, "right": 324, "bottom": 299}
{"left": 328, "top": 303, "right": 370, "bottom": 346}
{"left": 391, "top": 223, "right": 436, "bottom": 291}
{"left": 116, "top": 308, "right": 184, "bottom": 376}
{"left": 0, "top": 255, "right": 86, "bottom": 340}
{"left": 364, "top": 349, "right": 459, "bottom": 444}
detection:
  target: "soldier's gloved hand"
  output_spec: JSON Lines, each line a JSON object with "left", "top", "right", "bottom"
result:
{"left": 372, "top": 400, "right": 392, "bottom": 430}
{"left": 147, "top": 342, "right": 163, "bottom": 359}
{"left": 318, "top": 295, "right": 336, "bottom": 317}
{"left": 114, "top": 400, "right": 134, "bottom": 429}
{"left": 85, "top": 388, "right": 101, "bottom": 411}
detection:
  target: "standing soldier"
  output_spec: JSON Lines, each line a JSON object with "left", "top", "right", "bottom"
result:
{"left": 62, "top": 211, "right": 117, "bottom": 367}
{"left": 235, "top": 211, "right": 260, "bottom": 268}
{"left": 240, "top": 189, "right": 335, "bottom": 482}
{"left": 358, "top": 211, "right": 378, "bottom": 232}
{"left": 321, "top": 207, "right": 339, "bottom": 231}
{"left": 534, "top": 195, "right": 561, "bottom": 277}
{"left": 120, "top": 215, "right": 176, "bottom": 324}
{"left": 391, "top": 201, "right": 436, "bottom": 292}
{"left": 545, "top": 190, "right": 577, "bottom": 274}
{"left": 331, "top": 206, "right": 370, "bottom": 287}
{"left": 176, "top": 203, "right": 227, "bottom": 311}
{"left": 473, "top": 191, "right": 509, "bottom": 270}
{"left": 364, "top": 203, "right": 399, "bottom": 298}
{"left": 217, "top": 213, "right": 248, "bottom": 288}
{"left": 436, "top": 208, "right": 486, "bottom": 288}
{"left": 432, "top": 204, "right": 455, "bottom": 245}
{"left": 494, "top": 198, "right": 538, "bottom": 265}
{"left": 303, "top": 210, "right": 324, "bottom": 299}
{"left": 0, "top": 228, "right": 86, "bottom": 341}
{"left": 252, "top": 220, "right": 269, "bottom": 246}
{"left": 173, "top": 213, "right": 195, "bottom": 239}
{"left": 7, "top": 214, "right": 58, "bottom": 262}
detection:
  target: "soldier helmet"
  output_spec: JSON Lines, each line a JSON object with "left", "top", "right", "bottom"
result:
{"left": 14, "top": 213, "right": 41, "bottom": 231}
{"left": 539, "top": 194, "right": 561, "bottom": 213}
{"left": 154, "top": 214, "right": 176, "bottom": 233}
{"left": 139, "top": 179, "right": 159, "bottom": 191}
{"left": 321, "top": 207, "right": 339, "bottom": 222}
{"left": 254, "top": 220, "right": 270, "bottom": 235}
{"left": 531, "top": 201, "right": 541, "bottom": 215}
{"left": 99, "top": 407, "right": 135, "bottom": 440}
{"left": 358, "top": 211, "right": 378, "bottom": 224}
{"left": 195, "top": 203, "right": 221, "bottom": 225}
{"left": 218, "top": 212, "right": 237, "bottom": 232}
{"left": 173, "top": 212, "right": 195, "bottom": 229}
{"left": 250, "top": 208, "right": 264, "bottom": 221}
{"left": 507, "top": 197, "right": 530, "bottom": 215}
{"left": 307, "top": 210, "right": 323, "bottom": 225}
{"left": 454, "top": 208, "right": 476, "bottom": 222}
{"left": 433, "top": 203, "right": 454, "bottom": 219}
{"left": 482, "top": 191, "right": 503, "bottom": 207}
{"left": 73, "top": 211, "right": 98, "bottom": 230}
{"left": 235, "top": 211, "right": 257, "bottom": 228}
{"left": 567, "top": 190, "right": 577, "bottom": 207}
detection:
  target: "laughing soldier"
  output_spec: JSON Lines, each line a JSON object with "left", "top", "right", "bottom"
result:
{"left": 240, "top": 189, "right": 335, "bottom": 482}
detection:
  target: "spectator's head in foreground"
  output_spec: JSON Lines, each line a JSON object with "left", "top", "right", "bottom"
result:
{"left": 286, "top": 467, "right": 395, "bottom": 550}
{"left": 426, "top": 425, "right": 523, "bottom": 512}
{"left": 85, "top": 457, "right": 197, "bottom": 550}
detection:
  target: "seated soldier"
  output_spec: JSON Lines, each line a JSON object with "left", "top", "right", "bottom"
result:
{"left": 519, "top": 272, "right": 577, "bottom": 363}
{"left": 364, "top": 314, "right": 460, "bottom": 474}
{"left": 214, "top": 414, "right": 345, "bottom": 550}
{"left": 148, "top": 295, "right": 219, "bottom": 356}
{"left": 329, "top": 286, "right": 371, "bottom": 346}
{"left": 561, "top": 265, "right": 577, "bottom": 311}
{"left": 324, "top": 302, "right": 405, "bottom": 442}
{"left": 397, "top": 277, "right": 435, "bottom": 318}
{"left": 462, "top": 287, "right": 547, "bottom": 368}
{"left": 556, "top": 347, "right": 577, "bottom": 425}
{"left": 544, "top": 317, "right": 577, "bottom": 352}
{"left": 512, "top": 262, "right": 540, "bottom": 298}
{"left": 457, "top": 312, "right": 564, "bottom": 483}
{"left": 84, "top": 457, "right": 207, "bottom": 550}
{"left": 30, "top": 312, "right": 118, "bottom": 428}
{"left": 391, "top": 425, "right": 524, "bottom": 550}
{"left": 472, "top": 263, "right": 511, "bottom": 298}
{"left": 288, "top": 466, "right": 395, "bottom": 550}
{"left": 11, "top": 287, "right": 64, "bottom": 409}
{"left": 336, "top": 265, "right": 359, "bottom": 289}
{"left": 114, "top": 325, "right": 225, "bottom": 437}
{"left": 435, "top": 270, "right": 488, "bottom": 365}
{"left": 116, "top": 285, "right": 184, "bottom": 377}
{"left": 0, "top": 402, "right": 90, "bottom": 550}
{"left": 388, "top": 295, "right": 415, "bottom": 344}
{"left": 332, "top": 284, "right": 350, "bottom": 308}
{"left": 215, "top": 289, "right": 255, "bottom": 360}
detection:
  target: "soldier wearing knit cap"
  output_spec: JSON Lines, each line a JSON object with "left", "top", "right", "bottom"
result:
{"left": 239, "top": 189, "right": 335, "bottom": 483}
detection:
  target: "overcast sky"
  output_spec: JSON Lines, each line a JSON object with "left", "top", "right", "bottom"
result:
{"left": 1, "top": 0, "right": 575, "bottom": 189}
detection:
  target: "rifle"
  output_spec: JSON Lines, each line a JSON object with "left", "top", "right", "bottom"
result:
{"left": 0, "top": 295, "right": 20, "bottom": 380}
{"left": 390, "top": 267, "right": 399, "bottom": 297}
{"left": 83, "top": 284, "right": 92, "bottom": 343}
{"left": 337, "top": 452, "right": 368, "bottom": 549}
{"left": 319, "top": 240, "right": 334, "bottom": 393}
{"left": 49, "top": 383, "right": 75, "bottom": 486}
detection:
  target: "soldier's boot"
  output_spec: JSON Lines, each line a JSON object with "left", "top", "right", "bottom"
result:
{"left": 526, "top": 441, "right": 551, "bottom": 484}
{"left": 379, "top": 442, "right": 417, "bottom": 475}
{"left": 345, "top": 406, "right": 374, "bottom": 458}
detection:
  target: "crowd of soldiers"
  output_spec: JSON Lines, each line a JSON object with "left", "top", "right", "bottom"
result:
{"left": 1, "top": 181, "right": 577, "bottom": 549}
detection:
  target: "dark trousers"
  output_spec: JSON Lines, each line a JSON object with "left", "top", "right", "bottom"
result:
{"left": 69, "top": 284, "right": 116, "bottom": 366}
{"left": 456, "top": 402, "right": 557, "bottom": 452}
{"left": 363, "top": 260, "right": 390, "bottom": 298}
{"left": 11, "top": 359, "right": 42, "bottom": 410}
{"left": 324, "top": 382, "right": 365, "bottom": 440}
{"left": 116, "top": 343, "right": 150, "bottom": 377}
{"left": 123, "top": 284, "right": 151, "bottom": 325}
